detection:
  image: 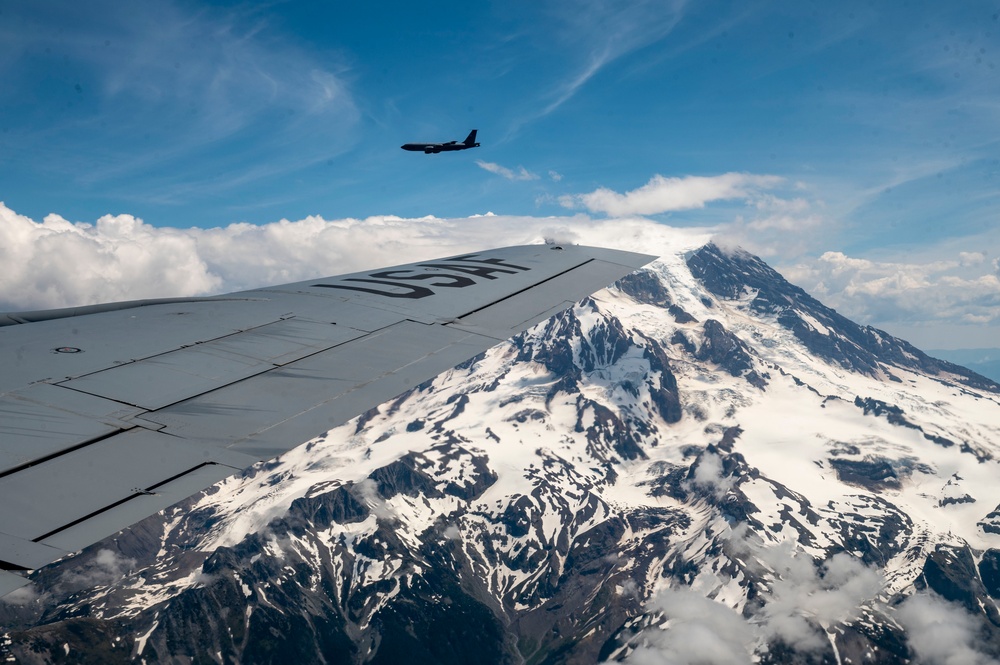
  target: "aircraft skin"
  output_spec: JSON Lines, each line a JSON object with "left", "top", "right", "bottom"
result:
{"left": 0, "top": 243, "right": 655, "bottom": 596}
{"left": 401, "top": 129, "right": 480, "bottom": 154}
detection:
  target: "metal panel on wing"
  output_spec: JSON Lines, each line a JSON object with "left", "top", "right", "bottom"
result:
{"left": 0, "top": 300, "right": 283, "bottom": 395}
{"left": 0, "top": 531, "right": 69, "bottom": 570}
{"left": 39, "top": 464, "right": 245, "bottom": 553}
{"left": 0, "top": 384, "right": 142, "bottom": 471}
{"left": 0, "top": 570, "right": 29, "bottom": 597}
{"left": 0, "top": 428, "right": 248, "bottom": 543}
{"left": 139, "top": 320, "right": 494, "bottom": 459}
{"left": 58, "top": 319, "right": 367, "bottom": 410}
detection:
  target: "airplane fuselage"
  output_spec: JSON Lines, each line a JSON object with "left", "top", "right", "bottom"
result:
{"left": 402, "top": 130, "right": 480, "bottom": 154}
{"left": 401, "top": 142, "right": 479, "bottom": 154}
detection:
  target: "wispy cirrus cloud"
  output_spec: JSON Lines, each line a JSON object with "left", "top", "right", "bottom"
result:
{"left": 560, "top": 172, "right": 783, "bottom": 217}
{"left": 0, "top": 0, "right": 358, "bottom": 204}
{"left": 508, "top": 0, "right": 688, "bottom": 130}
{"left": 476, "top": 160, "right": 540, "bottom": 182}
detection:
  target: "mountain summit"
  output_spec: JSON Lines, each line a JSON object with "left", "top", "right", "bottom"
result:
{"left": 4, "top": 241, "right": 1000, "bottom": 664}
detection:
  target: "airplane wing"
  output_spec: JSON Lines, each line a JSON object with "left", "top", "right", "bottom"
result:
{"left": 0, "top": 243, "right": 655, "bottom": 595}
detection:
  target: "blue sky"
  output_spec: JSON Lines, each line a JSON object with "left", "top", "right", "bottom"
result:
{"left": 2, "top": 0, "right": 1000, "bottom": 348}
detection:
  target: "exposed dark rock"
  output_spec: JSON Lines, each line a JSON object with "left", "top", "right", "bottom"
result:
{"left": 757, "top": 638, "right": 834, "bottom": 665}
{"left": 643, "top": 461, "right": 690, "bottom": 501}
{"left": 369, "top": 453, "right": 443, "bottom": 499}
{"left": 614, "top": 269, "right": 699, "bottom": 323}
{"left": 510, "top": 409, "right": 547, "bottom": 424}
{"left": 668, "top": 305, "right": 698, "bottom": 324}
{"left": 696, "top": 319, "right": 749, "bottom": 372}
{"left": 499, "top": 495, "right": 535, "bottom": 539}
{"left": 854, "top": 397, "right": 918, "bottom": 429}
{"left": 615, "top": 270, "right": 672, "bottom": 307}
{"left": 670, "top": 330, "right": 697, "bottom": 355}
{"left": 980, "top": 550, "right": 1000, "bottom": 598}
{"left": 918, "top": 544, "right": 1000, "bottom": 625}
{"left": 575, "top": 398, "right": 647, "bottom": 461}
{"left": 980, "top": 505, "right": 1000, "bottom": 535}
{"left": 828, "top": 496, "right": 912, "bottom": 567}
{"left": 354, "top": 406, "right": 382, "bottom": 434}
{"left": 285, "top": 485, "right": 371, "bottom": 530}
{"left": 695, "top": 319, "right": 768, "bottom": 387}
{"left": 578, "top": 315, "right": 633, "bottom": 373}
{"left": 829, "top": 457, "right": 900, "bottom": 490}
{"left": 441, "top": 453, "right": 498, "bottom": 502}
{"left": 939, "top": 495, "right": 975, "bottom": 507}
{"left": 8, "top": 619, "right": 133, "bottom": 665}
{"left": 637, "top": 333, "right": 682, "bottom": 423}
{"left": 854, "top": 396, "right": 988, "bottom": 460}
{"left": 717, "top": 426, "right": 743, "bottom": 452}
{"left": 523, "top": 310, "right": 582, "bottom": 378}
{"left": 365, "top": 576, "right": 512, "bottom": 665}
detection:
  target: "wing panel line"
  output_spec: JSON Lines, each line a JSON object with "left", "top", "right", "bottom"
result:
{"left": 0, "top": 425, "right": 133, "bottom": 481}
{"left": 456, "top": 258, "right": 594, "bottom": 320}
{"left": 31, "top": 461, "right": 241, "bottom": 543}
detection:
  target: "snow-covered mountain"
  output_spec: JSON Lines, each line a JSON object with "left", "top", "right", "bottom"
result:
{"left": 3, "top": 240, "right": 1000, "bottom": 664}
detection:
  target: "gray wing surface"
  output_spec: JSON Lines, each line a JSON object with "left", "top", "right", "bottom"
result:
{"left": 0, "top": 243, "right": 655, "bottom": 595}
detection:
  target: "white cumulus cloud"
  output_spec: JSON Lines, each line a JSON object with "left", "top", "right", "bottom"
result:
{"left": 0, "top": 201, "right": 716, "bottom": 311}
{"left": 55, "top": 549, "right": 136, "bottom": 594}
{"left": 626, "top": 588, "right": 755, "bottom": 665}
{"left": 782, "top": 250, "right": 1000, "bottom": 329}
{"left": 618, "top": 526, "right": 884, "bottom": 663}
{"left": 896, "top": 593, "right": 1000, "bottom": 665}
{"left": 687, "top": 450, "right": 735, "bottom": 499}
{"left": 1, "top": 199, "right": 997, "bottom": 349}
{"left": 560, "top": 173, "right": 784, "bottom": 217}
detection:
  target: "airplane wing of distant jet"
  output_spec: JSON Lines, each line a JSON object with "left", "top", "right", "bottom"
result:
{"left": 0, "top": 243, "right": 655, "bottom": 595}
{"left": 402, "top": 129, "right": 481, "bottom": 154}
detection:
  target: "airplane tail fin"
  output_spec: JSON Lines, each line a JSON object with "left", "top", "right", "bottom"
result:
{"left": 463, "top": 129, "right": 478, "bottom": 146}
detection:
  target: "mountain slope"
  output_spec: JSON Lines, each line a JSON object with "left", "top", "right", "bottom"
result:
{"left": 3, "top": 241, "right": 1000, "bottom": 665}
{"left": 928, "top": 348, "right": 1000, "bottom": 385}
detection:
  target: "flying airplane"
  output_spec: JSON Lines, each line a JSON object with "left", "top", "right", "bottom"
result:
{"left": 401, "top": 129, "right": 480, "bottom": 154}
{"left": 0, "top": 243, "right": 654, "bottom": 596}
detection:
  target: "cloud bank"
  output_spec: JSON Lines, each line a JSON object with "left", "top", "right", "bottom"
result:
{"left": 784, "top": 251, "right": 1000, "bottom": 328}
{"left": 0, "top": 198, "right": 996, "bottom": 349}
{"left": 0, "top": 201, "right": 712, "bottom": 311}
